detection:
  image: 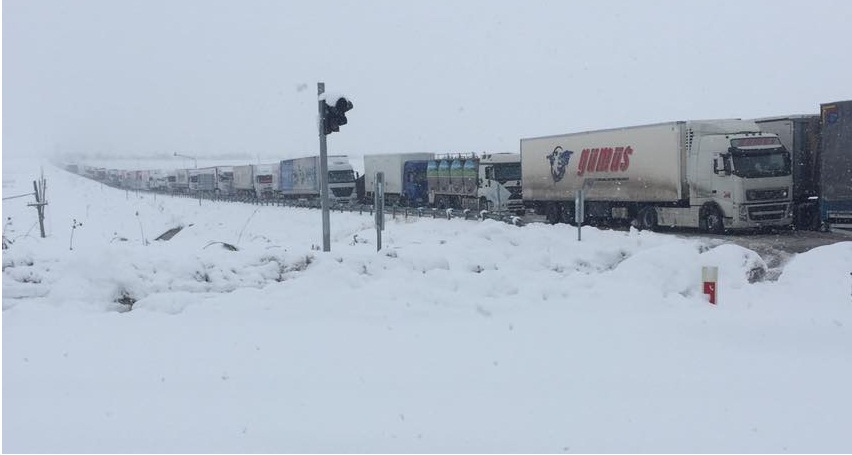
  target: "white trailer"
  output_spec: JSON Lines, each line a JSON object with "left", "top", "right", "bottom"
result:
{"left": 521, "top": 120, "right": 794, "bottom": 231}
{"left": 363, "top": 153, "right": 434, "bottom": 205}
{"left": 279, "top": 155, "right": 356, "bottom": 203}
{"left": 233, "top": 165, "right": 255, "bottom": 198}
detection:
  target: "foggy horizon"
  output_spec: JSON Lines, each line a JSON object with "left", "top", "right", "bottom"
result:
{"left": 4, "top": 0, "right": 852, "bottom": 161}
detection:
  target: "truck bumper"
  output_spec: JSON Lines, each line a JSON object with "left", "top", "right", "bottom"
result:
{"left": 821, "top": 199, "right": 852, "bottom": 229}
{"left": 730, "top": 202, "right": 793, "bottom": 228}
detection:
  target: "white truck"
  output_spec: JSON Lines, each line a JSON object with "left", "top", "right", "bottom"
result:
{"left": 215, "top": 166, "right": 235, "bottom": 196}
{"left": 426, "top": 152, "right": 524, "bottom": 213}
{"left": 521, "top": 120, "right": 794, "bottom": 232}
{"left": 363, "top": 152, "right": 434, "bottom": 206}
{"left": 253, "top": 163, "right": 280, "bottom": 199}
{"left": 168, "top": 169, "right": 189, "bottom": 193}
{"left": 279, "top": 155, "right": 357, "bottom": 203}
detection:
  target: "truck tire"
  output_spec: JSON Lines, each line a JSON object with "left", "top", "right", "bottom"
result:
{"left": 701, "top": 205, "right": 724, "bottom": 234}
{"left": 545, "top": 204, "right": 561, "bottom": 224}
{"left": 637, "top": 206, "right": 658, "bottom": 231}
{"left": 545, "top": 203, "right": 574, "bottom": 225}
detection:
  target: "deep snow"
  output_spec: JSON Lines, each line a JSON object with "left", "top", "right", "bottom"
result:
{"left": 3, "top": 158, "right": 852, "bottom": 453}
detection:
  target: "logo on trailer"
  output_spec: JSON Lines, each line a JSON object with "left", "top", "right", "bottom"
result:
{"left": 822, "top": 104, "right": 839, "bottom": 124}
{"left": 547, "top": 146, "right": 574, "bottom": 182}
{"left": 576, "top": 146, "right": 633, "bottom": 176}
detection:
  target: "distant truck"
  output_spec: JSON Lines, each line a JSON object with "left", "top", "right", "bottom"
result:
{"left": 363, "top": 153, "right": 434, "bottom": 206}
{"left": 215, "top": 166, "right": 235, "bottom": 196}
{"left": 279, "top": 155, "right": 357, "bottom": 203}
{"left": 426, "top": 152, "right": 523, "bottom": 213}
{"left": 521, "top": 120, "right": 794, "bottom": 232}
{"left": 253, "top": 163, "right": 280, "bottom": 199}
{"left": 192, "top": 167, "right": 218, "bottom": 194}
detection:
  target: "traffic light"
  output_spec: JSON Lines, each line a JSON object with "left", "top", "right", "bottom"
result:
{"left": 322, "top": 97, "right": 354, "bottom": 135}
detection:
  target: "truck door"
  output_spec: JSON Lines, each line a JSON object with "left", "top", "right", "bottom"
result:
{"left": 705, "top": 137, "right": 736, "bottom": 215}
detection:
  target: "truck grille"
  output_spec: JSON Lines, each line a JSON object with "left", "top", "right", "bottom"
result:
{"left": 748, "top": 204, "right": 787, "bottom": 221}
{"left": 746, "top": 188, "right": 788, "bottom": 201}
{"left": 332, "top": 187, "right": 353, "bottom": 197}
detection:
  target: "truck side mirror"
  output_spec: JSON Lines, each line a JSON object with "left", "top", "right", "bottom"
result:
{"left": 713, "top": 155, "right": 731, "bottom": 175}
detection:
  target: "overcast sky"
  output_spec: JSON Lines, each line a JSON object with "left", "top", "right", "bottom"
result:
{"left": 4, "top": 0, "right": 852, "bottom": 160}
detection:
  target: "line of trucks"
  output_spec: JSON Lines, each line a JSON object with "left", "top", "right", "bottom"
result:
{"left": 77, "top": 152, "right": 526, "bottom": 213}
{"left": 72, "top": 99, "right": 850, "bottom": 233}
{"left": 83, "top": 156, "right": 360, "bottom": 203}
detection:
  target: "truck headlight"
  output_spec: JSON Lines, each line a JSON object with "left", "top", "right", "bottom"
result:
{"left": 739, "top": 205, "right": 748, "bottom": 221}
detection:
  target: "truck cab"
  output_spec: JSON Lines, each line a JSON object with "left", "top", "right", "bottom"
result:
{"left": 327, "top": 156, "right": 357, "bottom": 203}
{"left": 683, "top": 127, "right": 793, "bottom": 231}
{"left": 479, "top": 153, "right": 523, "bottom": 214}
{"left": 253, "top": 163, "right": 279, "bottom": 200}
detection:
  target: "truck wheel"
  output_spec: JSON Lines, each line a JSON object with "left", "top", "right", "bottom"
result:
{"left": 637, "top": 207, "right": 658, "bottom": 231}
{"left": 546, "top": 204, "right": 561, "bottom": 224}
{"left": 702, "top": 205, "right": 724, "bottom": 234}
{"left": 562, "top": 204, "right": 576, "bottom": 226}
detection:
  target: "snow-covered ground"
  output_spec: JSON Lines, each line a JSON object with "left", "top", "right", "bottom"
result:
{"left": 3, "top": 157, "right": 852, "bottom": 453}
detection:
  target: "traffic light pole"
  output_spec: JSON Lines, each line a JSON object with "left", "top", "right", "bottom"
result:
{"left": 317, "top": 82, "right": 331, "bottom": 252}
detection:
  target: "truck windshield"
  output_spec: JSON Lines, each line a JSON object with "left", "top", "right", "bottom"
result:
{"left": 729, "top": 148, "right": 791, "bottom": 178}
{"left": 492, "top": 163, "right": 522, "bottom": 182}
{"left": 328, "top": 170, "right": 355, "bottom": 184}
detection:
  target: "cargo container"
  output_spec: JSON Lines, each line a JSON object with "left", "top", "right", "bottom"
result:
{"left": 363, "top": 153, "right": 434, "bottom": 206}
{"left": 232, "top": 165, "right": 255, "bottom": 198}
{"left": 818, "top": 100, "right": 852, "bottom": 229}
{"left": 279, "top": 155, "right": 356, "bottom": 203}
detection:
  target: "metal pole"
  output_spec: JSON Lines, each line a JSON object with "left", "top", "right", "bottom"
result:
{"left": 318, "top": 82, "right": 331, "bottom": 252}
{"left": 33, "top": 180, "right": 46, "bottom": 238}
{"left": 575, "top": 189, "right": 584, "bottom": 242}
{"left": 375, "top": 172, "right": 384, "bottom": 251}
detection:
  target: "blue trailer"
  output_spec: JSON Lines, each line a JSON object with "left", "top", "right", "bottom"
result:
{"left": 819, "top": 100, "right": 852, "bottom": 230}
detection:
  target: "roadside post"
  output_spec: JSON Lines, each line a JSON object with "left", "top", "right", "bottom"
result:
{"left": 317, "top": 82, "right": 331, "bottom": 252}
{"left": 375, "top": 172, "right": 384, "bottom": 251}
{"left": 702, "top": 266, "right": 719, "bottom": 305}
{"left": 575, "top": 189, "right": 585, "bottom": 241}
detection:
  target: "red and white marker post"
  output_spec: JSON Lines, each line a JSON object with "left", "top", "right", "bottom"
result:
{"left": 702, "top": 266, "right": 719, "bottom": 305}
